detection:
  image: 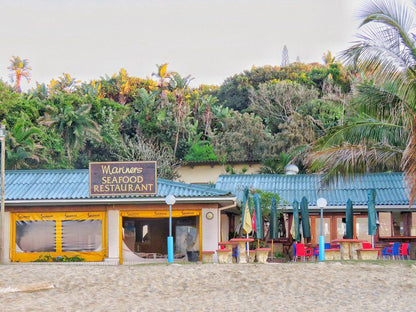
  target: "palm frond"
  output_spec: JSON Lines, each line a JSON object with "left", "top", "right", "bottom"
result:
{"left": 314, "top": 120, "right": 406, "bottom": 150}
{"left": 402, "top": 117, "right": 416, "bottom": 205}
{"left": 307, "top": 143, "right": 403, "bottom": 184}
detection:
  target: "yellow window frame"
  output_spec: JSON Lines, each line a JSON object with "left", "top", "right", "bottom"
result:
{"left": 10, "top": 212, "right": 107, "bottom": 262}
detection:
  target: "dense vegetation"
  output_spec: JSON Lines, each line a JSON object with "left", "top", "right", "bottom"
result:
{"left": 0, "top": 54, "right": 353, "bottom": 179}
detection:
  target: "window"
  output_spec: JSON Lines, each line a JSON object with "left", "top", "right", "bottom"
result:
{"left": 16, "top": 221, "right": 56, "bottom": 253}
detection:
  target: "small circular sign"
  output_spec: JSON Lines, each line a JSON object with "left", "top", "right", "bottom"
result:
{"left": 206, "top": 212, "right": 214, "bottom": 220}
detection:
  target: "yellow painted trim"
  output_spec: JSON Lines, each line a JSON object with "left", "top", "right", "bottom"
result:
{"left": 14, "top": 212, "right": 105, "bottom": 221}
{"left": 10, "top": 212, "right": 107, "bottom": 263}
{"left": 120, "top": 210, "right": 200, "bottom": 218}
{"left": 10, "top": 213, "right": 15, "bottom": 259}
{"left": 13, "top": 251, "right": 105, "bottom": 262}
{"left": 119, "top": 211, "right": 123, "bottom": 265}
{"left": 56, "top": 220, "right": 62, "bottom": 253}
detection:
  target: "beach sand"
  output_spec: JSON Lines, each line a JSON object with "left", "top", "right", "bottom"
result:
{"left": 0, "top": 262, "right": 415, "bottom": 312}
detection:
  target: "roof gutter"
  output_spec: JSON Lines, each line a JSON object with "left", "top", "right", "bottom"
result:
{"left": 219, "top": 201, "right": 237, "bottom": 211}
{"left": 5, "top": 196, "right": 237, "bottom": 206}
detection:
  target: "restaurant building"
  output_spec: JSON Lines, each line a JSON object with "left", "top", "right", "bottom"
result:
{"left": 215, "top": 172, "right": 416, "bottom": 245}
{"left": 2, "top": 169, "right": 237, "bottom": 264}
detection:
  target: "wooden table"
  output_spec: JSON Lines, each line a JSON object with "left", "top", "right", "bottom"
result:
{"left": 331, "top": 239, "right": 366, "bottom": 260}
{"left": 230, "top": 238, "right": 254, "bottom": 263}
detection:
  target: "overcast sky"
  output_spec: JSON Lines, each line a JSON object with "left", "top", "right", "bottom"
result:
{"left": 0, "top": 0, "right": 362, "bottom": 89}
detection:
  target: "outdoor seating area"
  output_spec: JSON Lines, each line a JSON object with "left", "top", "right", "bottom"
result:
{"left": 292, "top": 240, "right": 414, "bottom": 261}
{"left": 209, "top": 237, "right": 275, "bottom": 264}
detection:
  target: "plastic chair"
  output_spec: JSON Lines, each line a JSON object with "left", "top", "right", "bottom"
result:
{"left": 313, "top": 247, "right": 319, "bottom": 258}
{"left": 382, "top": 242, "right": 400, "bottom": 260}
{"left": 399, "top": 243, "right": 409, "bottom": 260}
{"left": 294, "top": 243, "right": 313, "bottom": 262}
{"left": 362, "top": 242, "right": 372, "bottom": 249}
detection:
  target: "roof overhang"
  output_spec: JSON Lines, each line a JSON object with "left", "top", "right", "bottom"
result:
{"left": 5, "top": 196, "right": 237, "bottom": 207}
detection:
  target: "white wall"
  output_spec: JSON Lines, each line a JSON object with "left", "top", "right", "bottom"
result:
{"left": 106, "top": 210, "right": 120, "bottom": 263}
{"left": 201, "top": 208, "right": 219, "bottom": 257}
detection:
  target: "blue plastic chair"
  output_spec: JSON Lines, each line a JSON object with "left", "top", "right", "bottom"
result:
{"left": 382, "top": 242, "right": 400, "bottom": 259}
{"left": 313, "top": 243, "right": 331, "bottom": 259}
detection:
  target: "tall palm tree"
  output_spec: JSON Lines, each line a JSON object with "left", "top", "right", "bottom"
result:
{"left": 8, "top": 56, "right": 31, "bottom": 93}
{"left": 308, "top": 0, "right": 416, "bottom": 204}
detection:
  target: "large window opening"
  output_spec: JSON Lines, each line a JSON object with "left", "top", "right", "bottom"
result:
{"left": 11, "top": 212, "right": 106, "bottom": 262}
{"left": 122, "top": 216, "right": 199, "bottom": 259}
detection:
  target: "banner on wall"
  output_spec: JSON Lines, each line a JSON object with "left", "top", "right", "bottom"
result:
{"left": 89, "top": 161, "right": 157, "bottom": 196}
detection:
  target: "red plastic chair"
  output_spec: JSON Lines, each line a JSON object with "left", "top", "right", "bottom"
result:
{"left": 294, "top": 243, "right": 313, "bottom": 262}
{"left": 399, "top": 243, "right": 409, "bottom": 260}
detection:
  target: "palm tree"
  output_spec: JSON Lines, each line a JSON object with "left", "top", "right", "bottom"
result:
{"left": 308, "top": 0, "right": 416, "bottom": 203}
{"left": 8, "top": 56, "right": 31, "bottom": 93}
{"left": 38, "top": 94, "right": 102, "bottom": 164}
{"left": 6, "top": 118, "right": 46, "bottom": 169}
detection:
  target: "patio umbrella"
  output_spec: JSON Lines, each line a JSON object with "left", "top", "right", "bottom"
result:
{"left": 253, "top": 193, "right": 264, "bottom": 243}
{"left": 291, "top": 200, "right": 301, "bottom": 242}
{"left": 269, "top": 196, "right": 278, "bottom": 259}
{"left": 241, "top": 187, "right": 252, "bottom": 235}
{"left": 300, "top": 196, "right": 311, "bottom": 241}
{"left": 345, "top": 199, "right": 354, "bottom": 239}
{"left": 241, "top": 187, "right": 252, "bottom": 258}
{"left": 368, "top": 189, "right": 377, "bottom": 247}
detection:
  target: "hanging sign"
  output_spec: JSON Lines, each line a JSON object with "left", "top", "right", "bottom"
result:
{"left": 89, "top": 161, "right": 157, "bottom": 196}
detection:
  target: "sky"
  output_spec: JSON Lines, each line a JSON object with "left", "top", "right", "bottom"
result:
{"left": 0, "top": 0, "right": 362, "bottom": 89}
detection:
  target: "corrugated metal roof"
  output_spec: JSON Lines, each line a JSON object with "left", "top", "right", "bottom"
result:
{"left": 215, "top": 172, "right": 409, "bottom": 206}
{"left": 2, "top": 169, "right": 231, "bottom": 201}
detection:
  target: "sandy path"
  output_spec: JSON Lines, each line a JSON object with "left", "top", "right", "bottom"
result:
{"left": 0, "top": 262, "right": 415, "bottom": 312}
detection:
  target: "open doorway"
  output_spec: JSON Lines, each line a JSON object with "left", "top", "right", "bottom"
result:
{"left": 122, "top": 216, "right": 200, "bottom": 260}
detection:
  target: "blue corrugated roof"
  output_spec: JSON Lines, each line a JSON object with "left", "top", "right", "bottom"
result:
{"left": 2, "top": 169, "right": 231, "bottom": 200}
{"left": 215, "top": 172, "right": 409, "bottom": 206}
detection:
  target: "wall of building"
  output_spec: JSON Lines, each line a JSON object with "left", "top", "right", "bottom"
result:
{"left": 201, "top": 208, "right": 219, "bottom": 256}
{"left": 177, "top": 163, "right": 261, "bottom": 184}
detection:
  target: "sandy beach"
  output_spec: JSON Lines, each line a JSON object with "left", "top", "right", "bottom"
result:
{"left": 0, "top": 261, "right": 415, "bottom": 312}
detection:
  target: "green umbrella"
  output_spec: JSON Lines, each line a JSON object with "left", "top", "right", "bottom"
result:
{"left": 292, "top": 200, "right": 301, "bottom": 242}
{"left": 368, "top": 189, "right": 377, "bottom": 247}
{"left": 253, "top": 193, "right": 264, "bottom": 239}
{"left": 269, "top": 196, "right": 278, "bottom": 260}
{"left": 300, "top": 196, "right": 311, "bottom": 239}
{"left": 345, "top": 199, "right": 354, "bottom": 239}
{"left": 269, "top": 196, "right": 278, "bottom": 240}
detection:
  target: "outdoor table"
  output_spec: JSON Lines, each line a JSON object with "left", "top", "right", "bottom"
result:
{"left": 331, "top": 239, "right": 366, "bottom": 260}
{"left": 356, "top": 248, "right": 381, "bottom": 260}
{"left": 230, "top": 238, "right": 254, "bottom": 263}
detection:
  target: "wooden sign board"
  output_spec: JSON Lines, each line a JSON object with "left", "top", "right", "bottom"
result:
{"left": 89, "top": 161, "right": 157, "bottom": 196}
